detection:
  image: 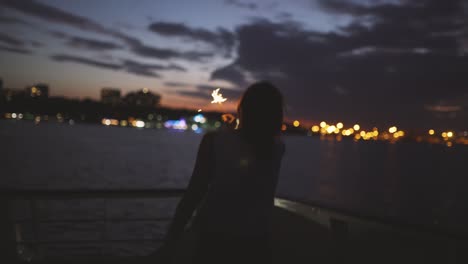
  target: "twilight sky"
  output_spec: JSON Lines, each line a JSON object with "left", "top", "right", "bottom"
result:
{"left": 0, "top": 0, "right": 467, "bottom": 130}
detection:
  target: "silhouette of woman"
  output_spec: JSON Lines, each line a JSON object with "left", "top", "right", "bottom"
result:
{"left": 158, "top": 81, "right": 285, "bottom": 263}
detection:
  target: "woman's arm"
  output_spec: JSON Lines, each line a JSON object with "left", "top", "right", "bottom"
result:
{"left": 163, "top": 132, "right": 214, "bottom": 246}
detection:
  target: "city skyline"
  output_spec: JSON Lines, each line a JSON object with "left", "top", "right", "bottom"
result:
{"left": 1, "top": 0, "right": 467, "bottom": 129}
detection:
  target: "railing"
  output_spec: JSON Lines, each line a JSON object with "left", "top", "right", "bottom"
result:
{"left": 2, "top": 189, "right": 466, "bottom": 262}
{"left": 274, "top": 195, "right": 468, "bottom": 240}
{"left": 0, "top": 188, "right": 185, "bottom": 262}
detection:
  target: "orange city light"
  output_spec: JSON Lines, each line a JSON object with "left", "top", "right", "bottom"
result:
{"left": 326, "top": 125, "right": 336, "bottom": 134}
{"left": 388, "top": 126, "right": 397, "bottom": 133}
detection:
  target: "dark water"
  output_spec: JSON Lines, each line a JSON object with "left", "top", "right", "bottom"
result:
{"left": 277, "top": 136, "right": 468, "bottom": 236}
{"left": 1, "top": 121, "right": 467, "bottom": 257}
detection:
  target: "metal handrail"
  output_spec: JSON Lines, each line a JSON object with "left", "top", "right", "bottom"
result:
{"left": 0, "top": 188, "right": 186, "bottom": 199}
{"left": 1, "top": 188, "right": 186, "bottom": 261}
{"left": 275, "top": 195, "right": 468, "bottom": 240}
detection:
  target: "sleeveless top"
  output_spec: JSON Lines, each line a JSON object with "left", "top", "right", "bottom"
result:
{"left": 192, "top": 129, "right": 285, "bottom": 237}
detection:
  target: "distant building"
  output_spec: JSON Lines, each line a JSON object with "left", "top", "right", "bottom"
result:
{"left": 123, "top": 88, "right": 161, "bottom": 108}
{"left": 26, "top": 83, "right": 49, "bottom": 98}
{"left": 3, "top": 88, "right": 24, "bottom": 101}
{"left": 101, "top": 88, "right": 121, "bottom": 105}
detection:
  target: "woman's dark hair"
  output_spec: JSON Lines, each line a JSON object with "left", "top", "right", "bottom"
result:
{"left": 237, "top": 81, "right": 283, "bottom": 157}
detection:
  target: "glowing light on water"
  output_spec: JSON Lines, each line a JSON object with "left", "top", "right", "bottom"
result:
{"left": 211, "top": 88, "right": 227, "bottom": 104}
{"left": 135, "top": 121, "right": 145, "bottom": 128}
{"left": 164, "top": 119, "right": 188, "bottom": 130}
{"left": 193, "top": 114, "right": 206, "bottom": 124}
{"left": 102, "top": 119, "right": 119, "bottom": 126}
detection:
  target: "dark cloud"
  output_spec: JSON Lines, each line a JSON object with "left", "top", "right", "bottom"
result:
{"left": 49, "top": 55, "right": 186, "bottom": 78}
{"left": 0, "top": 0, "right": 108, "bottom": 33}
{"left": 30, "top": 40, "right": 43, "bottom": 47}
{"left": 0, "top": 32, "right": 43, "bottom": 51}
{"left": 0, "top": 32, "right": 26, "bottom": 46}
{"left": 0, "top": 15, "right": 30, "bottom": 25}
{"left": 317, "top": 0, "right": 380, "bottom": 15}
{"left": 0, "top": 44, "right": 31, "bottom": 54}
{"left": 2, "top": 0, "right": 214, "bottom": 61}
{"left": 211, "top": 63, "right": 249, "bottom": 87}
{"left": 66, "top": 36, "right": 122, "bottom": 51}
{"left": 123, "top": 36, "right": 213, "bottom": 61}
{"left": 121, "top": 59, "right": 186, "bottom": 78}
{"left": 148, "top": 22, "right": 235, "bottom": 56}
{"left": 165, "top": 64, "right": 187, "bottom": 72}
{"left": 50, "top": 31, "right": 122, "bottom": 51}
{"left": 49, "top": 31, "right": 68, "bottom": 39}
{"left": 124, "top": 67, "right": 160, "bottom": 78}
{"left": 164, "top": 82, "right": 190, "bottom": 88}
{"left": 50, "top": 54, "right": 122, "bottom": 70}
{"left": 276, "top": 12, "right": 293, "bottom": 20}
{"left": 211, "top": 0, "right": 468, "bottom": 129}
{"left": 225, "top": 0, "right": 258, "bottom": 10}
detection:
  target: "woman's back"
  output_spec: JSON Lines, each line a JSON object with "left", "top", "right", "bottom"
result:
{"left": 159, "top": 81, "right": 284, "bottom": 263}
{"left": 194, "top": 129, "right": 285, "bottom": 236}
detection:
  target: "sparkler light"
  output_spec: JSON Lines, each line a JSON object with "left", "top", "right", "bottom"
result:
{"left": 211, "top": 88, "right": 227, "bottom": 104}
